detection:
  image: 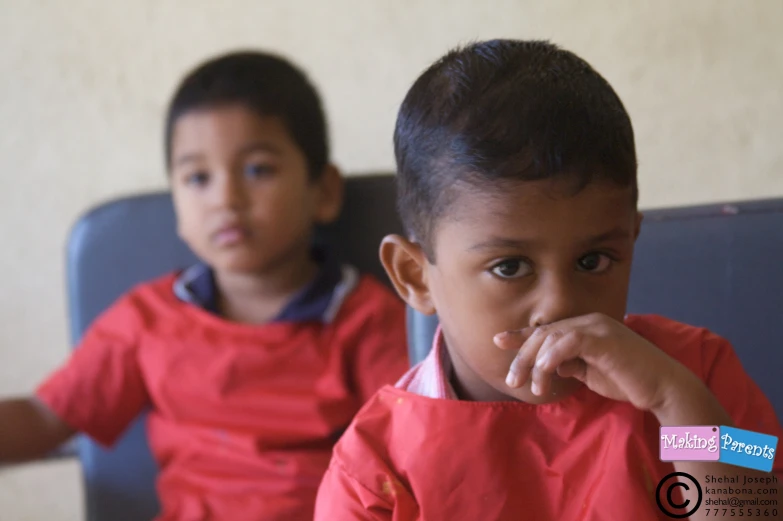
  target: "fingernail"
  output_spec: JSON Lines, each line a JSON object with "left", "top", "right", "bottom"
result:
{"left": 493, "top": 333, "right": 507, "bottom": 346}
{"left": 506, "top": 372, "right": 519, "bottom": 387}
{"left": 531, "top": 382, "right": 540, "bottom": 396}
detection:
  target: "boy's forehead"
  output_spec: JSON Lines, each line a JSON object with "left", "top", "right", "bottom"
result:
{"left": 434, "top": 179, "right": 636, "bottom": 247}
{"left": 170, "top": 106, "right": 295, "bottom": 157}
{"left": 174, "top": 105, "right": 285, "bottom": 138}
{"left": 457, "top": 178, "right": 631, "bottom": 215}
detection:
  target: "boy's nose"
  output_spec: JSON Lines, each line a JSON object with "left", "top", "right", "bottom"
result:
{"left": 214, "top": 174, "right": 245, "bottom": 210}
{"left": 528, "top": 274, "right": 577, "bottom": 327}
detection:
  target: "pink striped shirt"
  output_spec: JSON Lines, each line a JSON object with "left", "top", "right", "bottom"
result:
{"left": 394, "top": 326, "right": 459, "bottom": 400}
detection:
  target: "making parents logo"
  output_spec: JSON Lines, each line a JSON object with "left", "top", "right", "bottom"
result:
{"left": 660, "top": 426, "right": 778, "bottom": 472}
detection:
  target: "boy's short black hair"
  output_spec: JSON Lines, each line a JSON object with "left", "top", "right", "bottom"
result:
{"left": 394, "top": 39, "right": 638, "bottom": 260}
{"left": 165, "top": 50, "right": 329, "bottom": 179}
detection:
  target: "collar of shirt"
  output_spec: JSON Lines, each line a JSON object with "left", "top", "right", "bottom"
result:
{"left": 172, "top": 247, "right": 356, "bottom": 323}
{"left": 396, "top": 325, "right": 459, "bottom": 399}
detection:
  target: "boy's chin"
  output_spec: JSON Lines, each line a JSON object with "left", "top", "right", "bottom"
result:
{"left": 208, "top": 254, "right": 269, "bottom": 276}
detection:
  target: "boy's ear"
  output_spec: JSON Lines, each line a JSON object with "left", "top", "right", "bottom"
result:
{"left": 313, "top": 164, "right": 343, "bottom": 224}
{"left": 633, "top": 211, "right": 643, "bottom": 240}
{"left": 379, "top": 234, "right": 436, "bottom": 315}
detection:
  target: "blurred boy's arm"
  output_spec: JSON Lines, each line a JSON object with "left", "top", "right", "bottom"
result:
{"left": 27, "top": 291, "right": 150, "bottom": 450}
{"left": 0, "top": 397, "right": 74, "bottom": 462}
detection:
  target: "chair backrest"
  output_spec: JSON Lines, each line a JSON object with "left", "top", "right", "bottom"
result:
{"left": 66, "top": 174, "right": 402, "bottom": 521}
{"left": 406, "top": 198, "right": 783, "bottom": 420}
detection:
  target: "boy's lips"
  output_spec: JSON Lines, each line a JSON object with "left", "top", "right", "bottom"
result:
{"left": 212, "top": 224, "right": 249, "bottom": 247}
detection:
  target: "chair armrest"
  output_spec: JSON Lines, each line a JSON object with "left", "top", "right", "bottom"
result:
{"left": 0, "top": 438, "right": 78, "bottom": 470}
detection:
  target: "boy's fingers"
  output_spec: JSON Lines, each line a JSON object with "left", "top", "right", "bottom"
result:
{"left": 530, "top": 333, "right": 562, "bottom": 396}
{"left": 556, "top": 359, "right": 587, "bottom": 380}
{"left": 531, "top": 330, "right": 588, "bottom": 395}
{"left": 493, "top": 327, "right": 536, "bottom": 350}
{"left": 505, "top": 328, "right": 545, "bottom": 388}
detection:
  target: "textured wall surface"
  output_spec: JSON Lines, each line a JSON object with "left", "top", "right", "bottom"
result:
{"left": 1, "top": 1, "right": 781, "bottom": 519}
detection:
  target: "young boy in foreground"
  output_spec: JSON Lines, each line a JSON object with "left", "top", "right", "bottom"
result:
{"left": 315, "top": 39, "right": 782, "bottom": 520}
{"left": 0, "top": 51, "right": 409, "bottom": 520}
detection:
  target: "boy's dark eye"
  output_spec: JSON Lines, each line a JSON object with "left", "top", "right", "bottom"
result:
{"left": 185, "top": 171, "right": 209, "bottom": 187}
{"left": 491, "top": 259, "right": 532, "bottom": 279}
{"left": 245, "top": 163, "right": 275, "bottom": 178}
{"left": 577, "top": 253, "right": 612, "bottom": 273}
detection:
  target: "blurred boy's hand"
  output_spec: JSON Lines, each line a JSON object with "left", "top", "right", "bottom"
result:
{"left": 493, "top": 313, "right": 700, "bottom": 412}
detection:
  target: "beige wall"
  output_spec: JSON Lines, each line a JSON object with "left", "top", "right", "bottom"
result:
{"left": 1, "top": 1, "right": 781, "bottom": 519}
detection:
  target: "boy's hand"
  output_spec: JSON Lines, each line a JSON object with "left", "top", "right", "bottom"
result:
{"left": 495, "top": 316, "right": 782, "bottom": 521}
{"left": 0, "top": 397, "right": 75, "bottom": 463}
{"left": 494, "top": 313, "right": 689, "bottom": 411}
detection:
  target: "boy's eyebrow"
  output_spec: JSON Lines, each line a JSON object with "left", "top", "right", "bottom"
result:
{"left": 172, "top": 152, "right": 204, "bottom": 168}
{"left": 584, "top": 226, "right": 634, "bottom": 245}
{"left": 172, "top": 142, "right": 282, "bottom": 168}
{"left": 468, "top": 237, "right": 537, "bottom": 252}
{"left": 468, "top": 227, "right": 633, "bottom": 252}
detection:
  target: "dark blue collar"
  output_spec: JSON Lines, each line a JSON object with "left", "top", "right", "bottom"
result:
{"left": 173, "top": 249, "right": 346, "bottom": 323}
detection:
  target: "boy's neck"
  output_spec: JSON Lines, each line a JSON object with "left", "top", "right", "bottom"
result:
{"left": 445, "top": 337, "right": 519, "bottom": 402}
{"left": 214, "top": 252, "right": 318, "bottom": 325}
{"left": 450, "top": 362, "right": 518, "bottom": 402}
